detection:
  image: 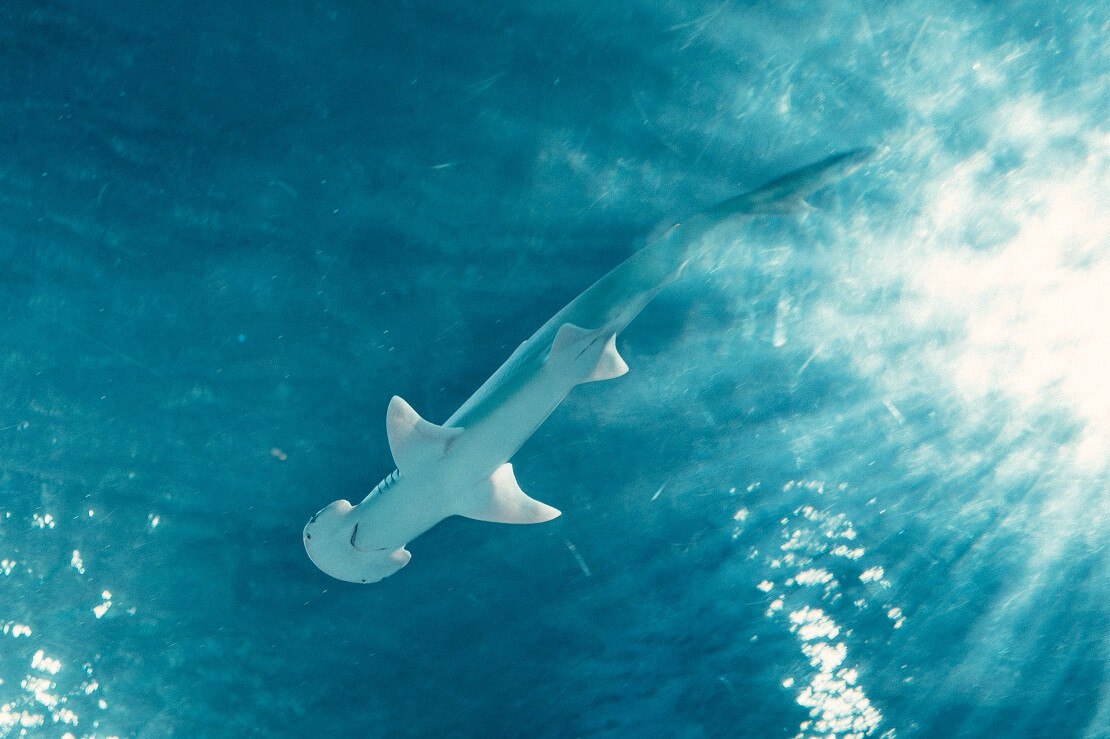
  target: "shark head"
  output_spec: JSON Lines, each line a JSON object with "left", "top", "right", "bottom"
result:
{"left": 303, "top": 500, "right": 412, "bottom": 584}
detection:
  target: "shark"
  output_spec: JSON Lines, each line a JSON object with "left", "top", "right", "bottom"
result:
{"left": 304, "top": 147, "right": 874, "bottom": 583}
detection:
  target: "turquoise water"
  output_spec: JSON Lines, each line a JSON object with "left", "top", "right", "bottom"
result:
{"left": 1, "top": 1, "right": 1106, "bottom": 737}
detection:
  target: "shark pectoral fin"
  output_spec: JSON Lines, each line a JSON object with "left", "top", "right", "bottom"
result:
{"left": 460, "top": 463, "right": 561, "bottom": 524}
{"left": 586, "top": 334, "right": 629, "bottom": 382}
{"left": 550, "top": 323, "right": 629, "bottom": 384}
{"left": 385, "top": 395, "right": 464, "bottom": 473}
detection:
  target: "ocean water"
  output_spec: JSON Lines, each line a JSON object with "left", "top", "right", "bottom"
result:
{"left": 1, "top": 1, "right": 1107, "bottom": 737}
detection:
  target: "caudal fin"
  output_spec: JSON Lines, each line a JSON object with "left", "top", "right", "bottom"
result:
{"left": 708, "top": 147, "right": 876, "bottom": 218}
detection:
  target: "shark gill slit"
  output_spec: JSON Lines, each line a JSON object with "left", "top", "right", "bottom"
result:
{"left": 368, "top": 469, "right": 400, "bottom": 499}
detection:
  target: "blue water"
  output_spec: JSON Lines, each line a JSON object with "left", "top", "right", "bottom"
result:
{"left": 1, "top": 1, "right": 1107, "bottom": 737}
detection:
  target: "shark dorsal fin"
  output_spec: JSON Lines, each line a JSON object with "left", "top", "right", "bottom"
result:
{"left": 385, "top": 396, "right": 463, "bottom": 473}
{"left": 460, "top": 463, "right": 561, "bottom": 524}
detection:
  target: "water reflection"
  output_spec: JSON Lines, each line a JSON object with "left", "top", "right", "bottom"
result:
{"left": 751, "top": 482, "right": 901, "bottom": 739}
{"left": 1, "top": 505, "right": 119, "bottom": 739}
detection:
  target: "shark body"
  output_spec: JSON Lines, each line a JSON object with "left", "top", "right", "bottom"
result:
{"left": 304, "top": 148, "right": 874, "bottom": 583}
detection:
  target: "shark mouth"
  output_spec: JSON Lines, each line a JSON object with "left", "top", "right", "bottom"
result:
{"left": 350, "top": 522, "right": 390, "bottom": 553}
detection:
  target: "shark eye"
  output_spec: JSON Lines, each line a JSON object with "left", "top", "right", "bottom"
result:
{"left": 350, "top": 523, "right": 359, "bottom": 547}
{"left": 308, "top": 506, "right": 326, "bottom": 524}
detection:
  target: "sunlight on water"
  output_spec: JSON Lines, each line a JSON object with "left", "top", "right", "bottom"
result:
{"left": 911, "top": 116, "right": 1110, "bottom": 465}
{"left": 0, "top": 647, "right": 98, "bottom": 737}
{"left": 0, "top": 507, "right": 119, "bottom": 739}
{"left": 748, "top": 482, "right": 900, "bottom": 739}
{"left": 745, "top": 13, "right": 1109, "bottom": 730}
{"left": 800, "top": 8, "right": 1110, "bottom": 480}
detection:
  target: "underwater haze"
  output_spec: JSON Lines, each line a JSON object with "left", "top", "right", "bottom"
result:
{"left": 1, "top": 0, "right": 1107, "bottom": 737}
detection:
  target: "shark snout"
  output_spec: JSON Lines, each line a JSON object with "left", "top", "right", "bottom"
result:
{"left": 303, "top": 499, "right": 411, "bottom": 584}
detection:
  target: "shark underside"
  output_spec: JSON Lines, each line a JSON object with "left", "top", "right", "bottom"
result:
{"left": 304, "top": 147, "right": 874, "bottom": 583}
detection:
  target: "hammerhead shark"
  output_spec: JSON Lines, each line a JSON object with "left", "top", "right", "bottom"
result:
{"left": 304, "top": 148, "right": 874, "bottom": 583}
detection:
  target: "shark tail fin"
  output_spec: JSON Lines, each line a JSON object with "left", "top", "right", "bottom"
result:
{"left": 459, "top": 463, "right": 561, "bottom": 524}
{"left": 706, "top": 146, "right": 876, "bottom": 219}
